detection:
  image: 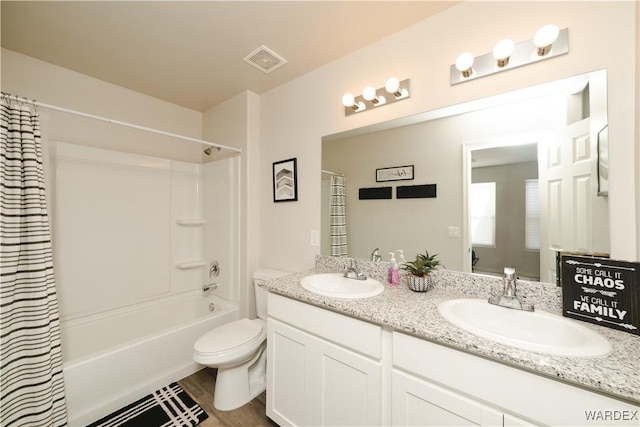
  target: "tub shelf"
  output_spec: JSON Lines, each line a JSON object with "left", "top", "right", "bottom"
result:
{"left": 175, "top": 260, "right": 207, "bottom": 270}
{"left": 176, "top": 218, "right": 206, "bottom": 226}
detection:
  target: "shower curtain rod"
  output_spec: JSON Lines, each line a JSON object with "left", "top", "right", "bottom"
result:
{"left": 321, "top": 169, "right": 342, "bottom": 176}
{"left": 1, "top": 92, "right": 242, "bottom": 153}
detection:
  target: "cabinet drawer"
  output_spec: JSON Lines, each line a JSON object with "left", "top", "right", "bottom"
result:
{"left": 268, "top": 293, "right": 381, "bottom": 358}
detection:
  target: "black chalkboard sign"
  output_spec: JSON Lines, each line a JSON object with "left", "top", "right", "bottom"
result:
{"left": 561, "top": 255, "right": 639, "bottom": 335}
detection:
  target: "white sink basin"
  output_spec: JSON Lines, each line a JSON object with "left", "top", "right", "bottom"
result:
{"left": 438, "top": 299, "right": 612, "bottom": 357}
{"left": 300, "top": 273, "right": 384, "bottom": 299}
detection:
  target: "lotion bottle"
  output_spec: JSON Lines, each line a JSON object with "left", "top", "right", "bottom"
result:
{"left": 397, "top": 250, "right": 406, "bottom": 266}
{"left": 388, "top": 252, "right": 400, "bottom": 286}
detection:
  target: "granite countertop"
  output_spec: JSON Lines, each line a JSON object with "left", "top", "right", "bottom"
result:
{"left": 261, "top": 258, "right": 640, "bottom": 405}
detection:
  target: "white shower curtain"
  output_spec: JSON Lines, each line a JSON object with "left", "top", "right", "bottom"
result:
{"left": 1, "top": 97, "right": 68, "bottom": 426}
{"left": 329, "top": 175, "right": 348, "bottom": 256}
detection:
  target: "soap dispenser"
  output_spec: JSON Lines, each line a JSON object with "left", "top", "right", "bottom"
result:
{"left": 388, "top": 252, "right": 400, "bottom": 286}
{"left": 397, "top": 250, "right": 406, "bottom": 266}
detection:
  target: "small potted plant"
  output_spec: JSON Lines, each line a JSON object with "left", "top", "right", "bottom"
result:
{"left": 401, "top": 250, "right": 441, "bottom": 292}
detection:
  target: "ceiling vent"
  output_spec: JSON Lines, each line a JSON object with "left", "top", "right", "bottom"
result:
{"left": 243, "top": 45, "right": 287, "bottom": 74}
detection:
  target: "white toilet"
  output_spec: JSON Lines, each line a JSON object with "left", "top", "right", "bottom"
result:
{"left": 193, "top": 268, "right": 289, "bottom": 411}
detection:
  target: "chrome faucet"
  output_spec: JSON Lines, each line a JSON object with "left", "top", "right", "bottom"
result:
{"left": 488, "top": 267, "right": 534, "bottom": 311}
{"left": 370, "top": 248, "right": 382, "bottom": 263}
{"left": 344, "top": 259, "right": 367, "bottom": 280}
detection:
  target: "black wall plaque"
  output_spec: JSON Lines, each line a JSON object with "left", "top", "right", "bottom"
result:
{"left": 561, "top": 255, "right": 639, "bottom": 335}
{"left": 396, "top": 184, "right": 437, "bottom": 199}
{"left": 359, "top": 187, "right": 392, "bottom": 200}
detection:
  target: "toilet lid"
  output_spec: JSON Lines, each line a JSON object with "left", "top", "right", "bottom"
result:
{"left": 194, "top": 318, "right": 263, "bottom": 354}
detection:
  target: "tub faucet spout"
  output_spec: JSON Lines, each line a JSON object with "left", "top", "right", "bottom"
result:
{"left": 203, "top": 283, "right": 218, "bottom": 292}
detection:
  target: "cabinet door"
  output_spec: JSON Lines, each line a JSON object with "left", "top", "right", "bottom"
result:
{"left": 267, "top": 318, "right": 317, "bottom": 427}
{"left": 392, "top": 370, "right": 503, "bottom": 427}
{"left": 503, "top": 413, "right": 535, "bottom": 426}
{"left": 315, "top": 339, "right": 382, "bottom": 426}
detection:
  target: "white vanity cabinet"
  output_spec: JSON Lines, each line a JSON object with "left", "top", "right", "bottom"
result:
{"left": 267, "top": 293, "right": 384, "bottom": 427}
{"left": 266, "top": 291, "right": 638, "bottom": 427}
{"left": 393, "top": 331, "right": 639, "bottom": 426}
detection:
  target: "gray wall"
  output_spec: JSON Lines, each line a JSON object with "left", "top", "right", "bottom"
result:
{"left": 322, "top": 95, "right": 564, "bottom": 270}
{"left": 472, "top": 161, "right": 540, "bottom": 279}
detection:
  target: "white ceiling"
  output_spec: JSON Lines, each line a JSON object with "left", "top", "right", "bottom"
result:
{"left": 1, "top": 1, "right": 458, "bottom": 112}
{"left": 471, "top": 143, "right": 539, "bottom": 168}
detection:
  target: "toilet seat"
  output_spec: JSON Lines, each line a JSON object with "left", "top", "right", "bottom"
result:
{"left": 194, "top": 318, "right": 265, "bottom": 359}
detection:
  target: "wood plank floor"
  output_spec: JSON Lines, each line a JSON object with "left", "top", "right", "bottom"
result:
{"left": 178, "top": 368, "right": 278, "bottom": 427}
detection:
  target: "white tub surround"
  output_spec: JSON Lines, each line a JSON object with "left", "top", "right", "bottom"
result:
{"left": 52, "top": 142, "right": 240, "bottom": 323}
{"left": 261, "top": 256, "right": 640, "bottom": 405}
{"left": 47, "top": 142, "right": 242, "bottom": 425}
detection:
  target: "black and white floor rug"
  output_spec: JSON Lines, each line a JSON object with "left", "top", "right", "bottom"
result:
{"left": 88, "top": 382, "right": 209, "bottom": 427}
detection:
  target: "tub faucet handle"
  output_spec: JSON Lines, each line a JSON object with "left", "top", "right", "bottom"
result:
{"left": 209, "top": 260, "right": 220, "bottom": 278}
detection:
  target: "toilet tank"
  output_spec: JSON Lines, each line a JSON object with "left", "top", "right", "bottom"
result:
{"left": 253, "top": 269, "right": 290, "bottom": 320}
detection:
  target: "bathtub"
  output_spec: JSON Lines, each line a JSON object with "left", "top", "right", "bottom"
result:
{"left": 61, "top": 291, "right": 239, "bottom": 426}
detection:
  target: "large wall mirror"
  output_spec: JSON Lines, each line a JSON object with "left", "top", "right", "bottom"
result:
{"left": 322, "top": 70, "right": 609, "bottom": 285}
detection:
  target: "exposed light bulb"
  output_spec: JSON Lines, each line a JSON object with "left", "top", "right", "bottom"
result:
{"left": 385, "top": 77, "right": 408, "bottom": 99}
{"left": 341, "top": 93, "right": 355, "bottom": 107}
{"left": 492, "top": 38, "right": 515, "bottom": 67}
{"left": 362, "top": 86, "right": 377, "bottom": 101}
{"left": 534, "top": 24, "right": 560, "bottom": 56}
{"left": 362, "top": 86, "right": 385, "bottom": 105}
{"left": 385, "top": 77, "right": 400, "bottom": 94}
{"left": 341, "top": 93, "right": 364, "bottom": 111}
{"left": 455, "top": 52, "right": 475, "bottom": 78}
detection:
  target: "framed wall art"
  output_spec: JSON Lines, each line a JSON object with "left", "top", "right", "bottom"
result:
{"left": 273, "top": 157, "right": 298, "bottom": 202}
{"left": 376, "top": 165, "right": 414, "bottom": 182}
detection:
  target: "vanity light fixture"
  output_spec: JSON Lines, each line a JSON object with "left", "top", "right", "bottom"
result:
{"left": 451, "top": 25, "right": 568, "bottom": 85}
{"left": 342, "top": 78, "right": 411, "bottom": 116}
